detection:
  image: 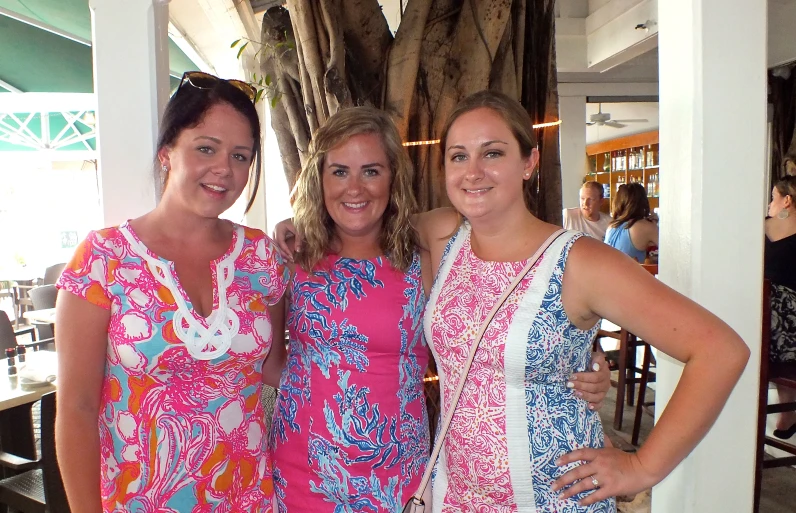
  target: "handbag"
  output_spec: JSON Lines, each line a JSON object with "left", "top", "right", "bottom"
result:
{"left": 402, "top": 229, "right": 565, "bottom": 513}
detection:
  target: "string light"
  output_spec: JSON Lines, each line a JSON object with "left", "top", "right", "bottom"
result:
{"left": 532, "top": 119, "right": 563, "bottom": 129}
{"left": 402, "top": 139, "right": 440, "bottom": 147}
{"left": 402, "top": 120, "right": 561, "bottom": 147}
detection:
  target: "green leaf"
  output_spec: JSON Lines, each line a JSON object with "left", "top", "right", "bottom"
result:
{"left": 265, "top": 75, "right": 272, "bottom": 87}
{"left": 255, "top": 89, "right": 264, "bottom": 104}
{"left": 252, "top": 72, "right": 258, "bottom": 82}
{"left": 230, "top": 39, "right": 241, "bottom": 48}
{"left": 236, "top": 42, "right": 249, "bottom": 59}
{"left": 270, "top": 95, "right": 279, "bottom": 108}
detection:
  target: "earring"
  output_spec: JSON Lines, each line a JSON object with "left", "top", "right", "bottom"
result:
{"left": 162, "top": 164, "right": 168, "bottom": 173}
{"left": 524, "top": 173, "right": 531, "bottom": 179}
{"left": 778, "top": 209, "right": 790, "bottom": 219}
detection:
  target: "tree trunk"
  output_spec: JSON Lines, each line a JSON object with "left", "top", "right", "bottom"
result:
{"left": 261, "top": 0, "right": 561, "bottom": 222}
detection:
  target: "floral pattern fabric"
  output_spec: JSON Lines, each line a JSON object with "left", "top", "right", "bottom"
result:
{"left": 424, "top": 223, "right": 615, "bottom": 513}
{"left": 56, "top": 222, "right": 289, "bottom": 512}
{"left": 270, "top": 253, "right": 429, "bottom": 512}
{"left": 771, "top": 282, "right": 796, "bottom": 363}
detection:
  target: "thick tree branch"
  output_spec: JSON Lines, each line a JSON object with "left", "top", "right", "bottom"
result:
{"left": 385, "top": 0, "right": 434, "bottom": 139}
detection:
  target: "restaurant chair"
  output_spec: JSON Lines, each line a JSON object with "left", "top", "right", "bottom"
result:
{"left": 0, "top": 312, "right": 36, "bottom": 352}
{"left": 41, "top": 265, "right": 66, "bottom": 287}
{"left": 12, "top": 280, "right": 37, "bottom": 324}
{"left": 28, "top": 286, "right": 58, "bottom": 342}
{"left": 753, "top": 279, "right": 796, "bottom": 513}
{"left": 0, "top": 312, "right": 51, "bottom": 352}
{"left": 0, "top": 392, "right": 70, "bottom": 513}
{"left": 595, "top": 328, "right": 652, "bottom": 436}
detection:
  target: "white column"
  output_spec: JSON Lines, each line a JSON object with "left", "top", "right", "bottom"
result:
{"left": 90, "top": 0, "right": 171, "bottom": 227}
{"left": 558, "top": 96, "right": 589, "bottom": 209}
{"left": 654, "top": 0, "right": 766, "bottom": 511}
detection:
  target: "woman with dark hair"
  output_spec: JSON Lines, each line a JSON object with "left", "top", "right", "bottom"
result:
{"left": 765, "top": 175, "right": 796, "bottom": 439}
{"left": 54, "top": 72, "right": 289, "bottom": 512}
{"left": 411, "top": 90, "right": 747, "bottom": 512}
{"left": 604, "top": 182, "right": 658, "bottom": 263}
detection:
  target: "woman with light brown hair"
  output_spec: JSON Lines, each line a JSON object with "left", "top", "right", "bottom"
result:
{"left": 269, "top": 106, "right": 430, "bottom": 511}
{"left": 604, "top": 182, "right": 658, "bottom": 262}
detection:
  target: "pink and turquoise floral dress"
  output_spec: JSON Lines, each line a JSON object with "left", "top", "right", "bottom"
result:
{"left": 270, "top": 253, "right": 429, "bottom": 512}
{"left": 56, "top": 221, "right": 289, "bottom": 512}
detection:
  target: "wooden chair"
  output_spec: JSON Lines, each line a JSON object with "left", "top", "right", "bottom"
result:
{"left": 596, "top": 263, "right": 658, "bottom": 445}
{"left": 754, "top": 279, "right": 796, "bottom": 513}
{"left": 0, "top": 392, "right": 70, "bottom": 513}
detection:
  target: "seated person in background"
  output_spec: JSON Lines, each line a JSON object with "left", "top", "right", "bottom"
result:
{"left": 562, "top": 181, "right": 611, "bottom": 239}
{"left": 605, "top": 183, "right": 658, "bottom": 263}
{"left": 765, "top": 175, "right": 796, "bottom": 439}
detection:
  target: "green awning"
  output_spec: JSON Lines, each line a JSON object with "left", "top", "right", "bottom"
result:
{"left": 0, "top": 0, "right": 200, "bottom": 94}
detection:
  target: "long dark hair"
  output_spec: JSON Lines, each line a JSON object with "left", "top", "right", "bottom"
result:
{"left": 611, "top": 183, "right": 650, "bottom": 228}
{"left": 156, "top": 76, "right": 262, "bottom": 213}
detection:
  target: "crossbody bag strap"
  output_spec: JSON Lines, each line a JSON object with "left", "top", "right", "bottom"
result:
{"left": 407, "top": 228, "right": 566, "bottom": 506}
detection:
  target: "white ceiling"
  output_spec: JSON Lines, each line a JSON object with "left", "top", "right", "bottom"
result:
{"left": 585, "top": 101, "right": 658, "bottom": 144}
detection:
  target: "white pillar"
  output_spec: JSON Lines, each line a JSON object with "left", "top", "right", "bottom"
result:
{"left": 90, "top": 0, "right": 171, "bottom": 227}
{"left": 558, "top": 95, "right": 589, "bottom": 209}
{"left": 655, "top": 0, "right": 766, "bottom": 511}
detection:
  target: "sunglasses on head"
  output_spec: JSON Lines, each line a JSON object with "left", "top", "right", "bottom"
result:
{"left": 178, "top": 71, "right": 257, "bottom": 102}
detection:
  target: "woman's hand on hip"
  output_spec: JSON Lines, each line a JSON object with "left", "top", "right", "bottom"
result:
{"left": 568, "top": 352, "right": 611, "bottom": 410}
{"left": 552, "top": 447, "right": 657, "bottom": 506}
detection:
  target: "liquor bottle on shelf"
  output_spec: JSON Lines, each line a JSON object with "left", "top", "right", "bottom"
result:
{"left": 653, "top": 173, "right": 660, "bottom": 196}
{"left": 603, "top": 183, "right": 610, "bottom": 197}
{"left": 603, "top": 153, "right": 610, "bottom": 172}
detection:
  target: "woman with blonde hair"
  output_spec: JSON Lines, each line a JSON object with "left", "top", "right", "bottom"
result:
{"left": 269, "top": 106, "right": 430, "bottom": 511}
{"left": 270, "top": 105, "right": 610, "bottom": 511}
{"left": 604, "top": 182, "right": 658, "bottom": 263}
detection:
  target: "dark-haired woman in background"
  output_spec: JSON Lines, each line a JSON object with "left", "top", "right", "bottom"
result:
{"left": 765, "top": 175, "right": 796, "bottom": 439}
{"left": 604, "top": 183, "right": 658, "bottom": 263}
{"left": 55, "top": 72, "right": 289, "bottom": 512}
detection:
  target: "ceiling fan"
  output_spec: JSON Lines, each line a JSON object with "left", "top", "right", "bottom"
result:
{"left": 587, "top": 103, "right": 648, "bottom": 129}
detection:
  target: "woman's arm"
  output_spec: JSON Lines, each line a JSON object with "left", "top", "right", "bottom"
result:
{"left": 55, "top": 292, "right": 110, "bottom": 513}
{"left": 554, "top": 238, "right": 749, "bottom": 503}
{"left": 262, "top": 297, "right": 287, "bottom": 387}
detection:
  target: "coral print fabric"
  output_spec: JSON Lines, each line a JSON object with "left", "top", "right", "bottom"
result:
{"left": 424, "top": 223, "right": 615, "bottom": 513}
{"left": 271, "top": 253, "right": 429, "bottom": 512}
{"left": 56, "top": 222, "right": 288, "bottom": 513}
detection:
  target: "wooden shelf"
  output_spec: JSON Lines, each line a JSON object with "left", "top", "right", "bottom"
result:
{"left": 584, "top": 130, "right": 660, "bottom": 209}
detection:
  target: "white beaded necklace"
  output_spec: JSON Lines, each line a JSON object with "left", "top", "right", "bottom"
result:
{"left": 119, "top": 224, "right": 244, "bottom": 360}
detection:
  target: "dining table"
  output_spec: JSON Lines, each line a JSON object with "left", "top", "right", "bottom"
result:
{"left": 22, "top": 308, "right": 56, "bottom": 325}
{"left": 0, "top": 350, "right": 57, "bottom": 460}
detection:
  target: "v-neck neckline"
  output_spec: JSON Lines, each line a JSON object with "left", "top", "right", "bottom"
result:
{"left": 120, "top": 221, "right": 242, "bottom": 320}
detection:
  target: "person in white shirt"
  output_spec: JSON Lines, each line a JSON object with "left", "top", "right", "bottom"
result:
{"left": 562, "top": 181, "right": 611, "bottom": 239}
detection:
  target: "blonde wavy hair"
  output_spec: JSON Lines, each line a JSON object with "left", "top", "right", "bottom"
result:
{"left": 292, "top": 106, "right": 418, "bottom": 272}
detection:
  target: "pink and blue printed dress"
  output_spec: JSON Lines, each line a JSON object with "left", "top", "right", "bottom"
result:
{"left": 424, "top": 223, "right": 615, "bottom": 513}
{"left": 56, "top": 222, "right": 288, "bottom": 512}
{"left": 270, "top": 253, "right": 429, "bottom": 512}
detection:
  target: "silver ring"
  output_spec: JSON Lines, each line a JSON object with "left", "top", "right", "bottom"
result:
{"left": 591, "top": 476, "right": 599, "bottom": 488}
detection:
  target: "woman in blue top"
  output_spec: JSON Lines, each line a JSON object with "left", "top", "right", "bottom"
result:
{"left": 604, "top": 183, "right": 658, "bottom": 262}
